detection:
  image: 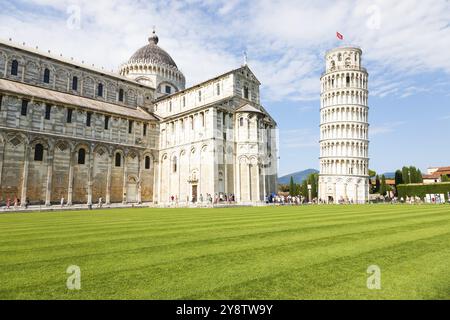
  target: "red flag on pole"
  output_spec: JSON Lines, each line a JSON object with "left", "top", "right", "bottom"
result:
{"left": 336, "top": 32, "right": 344, "bottom": 40}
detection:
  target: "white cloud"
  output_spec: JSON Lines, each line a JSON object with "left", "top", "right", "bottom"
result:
{"left": 280, "top": 129, "right": 319, "bottom": 149}
{"left": 0, "top": 0, "right": 449, "bottom": 102}
{"left": 370, "top": 121, "right": 406, "bottom": 136}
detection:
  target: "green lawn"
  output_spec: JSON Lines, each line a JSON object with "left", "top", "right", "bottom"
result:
{"left": 0, "top": 205, "right": 450, "bottom": 300}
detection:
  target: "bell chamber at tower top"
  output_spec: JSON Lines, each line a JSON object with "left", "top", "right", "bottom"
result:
{"left": 324, "top": 47, "right": 365, "bottom": 74}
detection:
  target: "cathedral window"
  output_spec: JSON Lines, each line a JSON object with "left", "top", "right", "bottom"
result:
{"left": 11, "top": 60, "right": 18, "bottom": 76}
{"left": 165, "top": 86, "right": 171, "bottom": 94}
{"left": 104, "top": 115, "right": 110, "bottom": 130}
{"left": 169, "top": 101, "right": 172, "bottom": 112}
{"left": 43, "top": 68, "right": 50, "bottom": 84}
{"left": 198, "top": 90, "right": 202, "bottom": 102}
{"left": 201, "top": 112, "right": 205, "bottom": 127}
{"left": 21, "top": 99, "right": 28, "bottom": 116}
{"left": 97, "top": 83, "right": 103, "bottom": 97}
{"left": 67, "top": 108, "right": 73, "bottom": 123}
{"left": 143, "top": 123, "right": 147, "bottom": 136}
{"left": 172, "top": 157, "right": 177, "bottom": 173}
{"left": 78, "top": 148, "right": 86, "bottom": 165}
{"left": 72, "top": 76, "right": 78, "bottom": 91}
{"left": 115, "top": 153, "right": 121, "bottom": 167}
{"left": 45, "top": 104, "right": 51, "bottom": 120}
{"left": 216, "top": 83, "right": 220, "bottom": 95}
{"left": 34, "top": 144, "right": 44, "bottom": 161}
{"left": 243, "top": 86, "right": 249, "bottom": 99}
{"left": 182, "top": 96, "right": 186, "bottom": 108}
{"left": 145, "top": 156, "right": 151, "bottom": 170}
{"left": 239, "top": 118, "right": 244, "bottom": 127}
{"left": 128, "top": 120, "right": 133, "bottom": 134}
{"left": 119, "top": 89, "right": 124, "bottom": 102}
{"left": 86, "top": 112, "right": 92, "bottom": 127}
{"left": 346, "top": 76, "right": 350, "bottom": 87}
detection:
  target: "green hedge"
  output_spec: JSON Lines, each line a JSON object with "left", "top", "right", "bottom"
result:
{"left": 397, "top": 183, "right": 450, "bottom": 200}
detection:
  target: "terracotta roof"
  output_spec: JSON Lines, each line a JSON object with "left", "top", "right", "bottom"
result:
{"left": 423, "top": 174, "right": 439, "bottom": 179}
{"left": 423, "top": 166, "right": 450, "bottom": 178}
{"left": 0, "top": 78, "right": 157, "bottom": 121}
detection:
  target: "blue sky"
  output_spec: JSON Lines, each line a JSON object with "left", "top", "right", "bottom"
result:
{"left": 0, "top": 0, "right": 449, "bottom": 176}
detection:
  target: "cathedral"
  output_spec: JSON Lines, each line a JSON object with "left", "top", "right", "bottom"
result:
{"left": 0, "top": 31, "right": 278, "bottom": 207}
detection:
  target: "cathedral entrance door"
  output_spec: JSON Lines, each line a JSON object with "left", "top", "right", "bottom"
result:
{"left": 192, "top": 185, "right": 198, "bottom": 203}
{"left": 127, "top": 178, "right": 137, "bottom": 203}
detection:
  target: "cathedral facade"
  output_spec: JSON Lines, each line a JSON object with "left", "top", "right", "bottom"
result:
{"left": 0, "top": 31, "right": 278, "bottom": 207}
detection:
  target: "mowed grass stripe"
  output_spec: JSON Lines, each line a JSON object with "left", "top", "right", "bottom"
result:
{"left": 1, "top": 208, "right": 449, "bottom": 267}
{"left": 0, "top": 207, "right": 446, "bottom": 270}
{"left": 0, "top": 205, "right": 443, "bottom": 249}
{"left": 1, "top": 211, "right": 448, "bottom": 296}
{"left": 3, "top": 213, "right": 450, "bottom": 281}
{"left": 0, "top": 204, "right": 397, "bottom": 233}
{"left": 3, "top": 220, "right": 449, "bottom": 299}
{"left": 0, "top": 205, "right": 449, "bottom": 299}
{"left": 0, "top": 206, "right": 446, "bottom": 261}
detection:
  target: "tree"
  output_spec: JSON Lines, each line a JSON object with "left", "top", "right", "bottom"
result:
{"left": 395, "top": 170, "right": 403, "bottom": 186}
{"left": 375, "top": 175, "right": 381, "bottom": 193}
{"left": 409, "top": 166, "right": 419, "bottom": 183}
{"left": 368, "top": 169, "right": 377, "bottom": 179}
{"left": 380, "top": 175, "right": 387, "bottom": 196}
{"left": 301, "top": 180, "right": 309, "bottom": 200}
{"left": 289, "top": 177, "right": 295, "bottom": 196}
{"left": 417, "top": 169, "right": 423, "bottom": 183}
{"left": 307, "top": 173, "right": 319, "bottom": 199}
{"left": 402, "top": 167, "right": 410, "bottom": 184}
{"left": 442, "top": 175, "right": 450, "bottom": 182}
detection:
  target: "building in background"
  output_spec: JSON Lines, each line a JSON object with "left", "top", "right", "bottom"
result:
{"left": 318, "top": 47, "right": 370, "bottom": 204}
{"left": 423, "top": 166, "right": 450, "bottom": 184}
{"left": 0, "top": 31, "right": 278, "bottom": 207}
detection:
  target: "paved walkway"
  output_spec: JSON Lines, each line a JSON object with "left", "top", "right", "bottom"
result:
{"left": 0, "top": 202, "right": 153, "bottom": 213}
{"left": 0, "top": 201, "right": 277, "bottom": 213}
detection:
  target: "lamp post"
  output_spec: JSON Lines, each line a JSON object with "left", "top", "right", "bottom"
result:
{"left": 308, "top": 184, "right": 312, "bottom": 204}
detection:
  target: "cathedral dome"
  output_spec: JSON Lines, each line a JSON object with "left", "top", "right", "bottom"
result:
{"left": 128, "top": 30, "right": 178, "bottom": 68}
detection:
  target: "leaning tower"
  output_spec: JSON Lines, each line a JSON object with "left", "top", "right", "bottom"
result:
{"left": 318, "top": 47, "right": 370, "bottom": 204}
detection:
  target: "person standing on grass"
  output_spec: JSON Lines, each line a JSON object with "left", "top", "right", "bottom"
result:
{"left": 98, "top": 197, "right": 103, "bottom": 208}
{"left": 14, "top": 197, "right": 18, "bottom": 210}
{"left": 60, "top": 196, "right": 64, "bottom": 208}
{"left": 6, "top": 198, "right": 10, "bottom": 209}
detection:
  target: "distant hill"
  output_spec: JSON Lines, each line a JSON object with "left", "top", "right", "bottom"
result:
{"left": 278, "top": 169, "right": 319, "bottom": 184}
{"left": 381, "top": 172, "right": 395, "bottom": 179}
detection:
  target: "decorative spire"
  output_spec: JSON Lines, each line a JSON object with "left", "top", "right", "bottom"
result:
{"left": 243, "top": 51, "right": 248, "bottom": 66}
{"left": 148, "top": 27, "right": 159, "bottom": 45}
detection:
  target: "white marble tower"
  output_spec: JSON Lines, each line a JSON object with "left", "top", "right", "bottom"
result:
{"left": 318, "top": 47, "right": 370, "bottom": 204}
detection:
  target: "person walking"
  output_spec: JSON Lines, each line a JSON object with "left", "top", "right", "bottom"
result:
{"left": 60, "top": 196, "right": 65, "bottom": 208}
{"left": 98, "top": 197, "right": 103, "bottom": 208}
{"left": 6, "top": 198, "right": 10, "bottom": 209}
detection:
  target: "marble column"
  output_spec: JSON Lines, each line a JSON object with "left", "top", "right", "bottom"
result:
{"left": 67, "top": 152, "right": 74, "bottom": 205}
{"left": 122, "top": 152, "right": 128, "bottom": 204}
{"left": 87, "top": 147, "right": 93, "bottom": 205}
{"left": 0, "top": 143, "right": 4, "bottom": 187}
{"left": 45, "top": 147, "right": 54, "bottom": 206}
{"left": 20, "top": 144, "right": 30, "bottom": 207}
{"left": 236, "top": 162, "right": 241, "bottom": 203}
{"left": 105, "top": 152, "right": 112, "bottom": 205}
{"left": 137, "top": 155, "right": 142, "bottom": 204}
